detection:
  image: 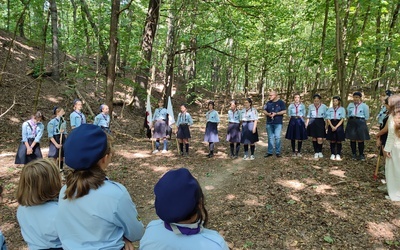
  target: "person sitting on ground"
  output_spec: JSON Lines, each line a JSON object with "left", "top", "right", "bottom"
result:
{"left": 16, "top": 159, "right": 62, "bottom": 250}
{"left": 56, "top": 124, "right": 144, "bottom": 249}
{"left": 139, "top": 168, "right": 229, "bottom": 250}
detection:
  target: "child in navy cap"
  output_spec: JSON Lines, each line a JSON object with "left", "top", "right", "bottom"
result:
{"left": 56, "top": 124, "right": 144, "bottom": 249}
{"left": 140, "top": 168, "right": 229, "bottom": 250}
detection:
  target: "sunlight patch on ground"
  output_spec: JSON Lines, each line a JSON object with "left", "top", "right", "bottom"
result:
{"left": 1, "top": 222, "right": 18, "bottom": 235}
{"left": 312, "top": 165, "right": 322, "bottom": 170}
{"left": 44, "top": 95, "right": 63, "bottom": 103}
{"left": 276, "top": 179, "right": 305, "bottom": 190}
{"left": 204, "top": 185, "right": 215, "bottom": 190}
{"left": 9, "top": 116, "right": 21, "bottom": 123}
{"left": 329, "top": 169, "right": 347, "bottom": 178}
{"left": 288, "top": 194, "right": 301, "bottom": 202}
{"left": 322, "top": 202, "right": 347, "bottom": 218}
{"left": 150, "top": 166, "right": 170, "bottom": 172}
{"left": 366, "top": 221, "right": 396, "bottom": 239}
{"left": 226, "top": 194, "right": 236, "bottom": 200}
{"left": 313, "top": 184, "right": 337, "bottom": 195}
{"left": 116, "top": 150, "right": 151, "bottom": 159}
{"left": 243, "top": 194, "right": 263, "bottom": 206}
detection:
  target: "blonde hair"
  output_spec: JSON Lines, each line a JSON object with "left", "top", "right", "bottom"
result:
{"left": 16, "top": 159, "right": 62, "bottom": 206}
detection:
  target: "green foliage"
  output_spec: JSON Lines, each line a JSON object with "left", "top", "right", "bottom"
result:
{"left": 324, "top": 235, "right": 334, "bottom": 244}
{"left": 385, "top": 240, "right": 400, "bottom": 247}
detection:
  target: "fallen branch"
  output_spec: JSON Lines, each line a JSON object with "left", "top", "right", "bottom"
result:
{"left": 0, "top": 96, "right": 16, "bottom": 119}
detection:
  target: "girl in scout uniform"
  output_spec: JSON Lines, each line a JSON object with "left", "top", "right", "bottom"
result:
{"left": 204, "top": 101, "right": 220, "bottom": 158}
{"left": 139, "top": 168, "right": 229, "bottom": 250}
{"left": 326, "top": 96, "right": 346, "bottom": 160}
{"left": 47, "top": 107, "right": 67, "bottom": 171}
{"left": 240, "top": 98, "right": 259, "bottom": 160}
{"left": 176, "top": 104, "right": 194, "bottom": 156}
{"left": 69, "top": 99, "right": 86, "bottom": 129}
{"left": 285, "top": 93, "right": 307, "bottom": 157}
{"left": 94, "top": 104, "right": 111, "bottom": 134}
{"left": 16, "top": 159, "right": 62, "bottom": 250}
{"left": 15, "top": 111, "right": 45, "bottom": 164}
{"left": 56, "top": 124, "right": 144, "bottom": 249}
{"left": 152, "top": 100, "right": 168, "bottom": 153}
{"left": 226, "top": 100, "right": 241, "bottom": 158}
{"left": 306, "top": 94, "right": 328, "bottom": 158}
{"left": 345, "top": 92, "right": 370, "bottom": 161}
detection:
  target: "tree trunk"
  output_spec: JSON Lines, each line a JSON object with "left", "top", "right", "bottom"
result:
{"left": 7, "top": 0, "right": 10, "bottom": 31}
{"left": 244, "top": 52, "right": 249, "bottom": 96}
{"left": 372, "top": 5, "right": 382, "bottom": 91}
{"left": 164, "top": 6, "right": 176, "bottom": 100}
{"left": 106, "top": 0, "right": 121, "bottom": 117}
{"left": 186, "top": 37, "right": 197, "bottom": 104}
{"left": 79, "top": 0, "right": 107, "bottom": 63}
{"left": 313, "top": 0, "right": 329, "bottom": 97}
{"left": 334, "top": 0, "right": 346, "bottom": 104}
{"left": 49, "top": 0, "right": 60, "bottom": 81}
{"left": 134, "top": 0, "right": 161, "bottom": 107}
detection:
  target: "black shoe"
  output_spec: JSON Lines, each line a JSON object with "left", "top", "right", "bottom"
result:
{"left": 180, "top": 151, "right": 184, "bottom": 156}
{"left": 234, "top": 154, "right": 238, "bottom": 159}
{"left": 359, "top": 154, "right": 365, "bottom": 161}
{"left": 352, "top": 154, "right": 357, "bottom": 160}
{"left": 264, "top": 153, "right": 273, "bottom": 158}
{"left": 276, "top": 154, "right": 282, "bottom": 158}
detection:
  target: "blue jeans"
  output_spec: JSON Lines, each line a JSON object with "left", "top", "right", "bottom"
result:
{"left": 266, "top": 123, "right": 283, "bottom": 154}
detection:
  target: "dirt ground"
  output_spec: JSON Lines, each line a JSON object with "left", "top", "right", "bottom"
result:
{"left": 0, "top": 29, "right": 400, "bottom": 250}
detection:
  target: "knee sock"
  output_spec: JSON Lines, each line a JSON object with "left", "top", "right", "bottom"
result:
{"left": 358, "top": 142, "right": 364, "bottom": 155}
{"left": 163, "top": 140, "right": 168, "bottom": 150}
{"left": 185, "top": 143, "right": 189, "bottom": 153}
{"left": 250, "top": 145, "right": 255, "bottom": 155}
{"left": 235, "top": 143, "right": 240, "bottom": 156}
{"left": 350, "top": 141, "right": 356, "bottom": 155}
{"left": 330, "top": 143, "right": 335, "bottom": 155}
{"left": 337, "top": 143, "right": 342, "bottom": 155}
{"left": 312, "top": 141, "right": 318, "bottom": 153}
{"left": 155, "top": 140, "right": 160, "bottom": 150}
{"left": 318, "top": 143, "right": 323, "bottom": 153}
{"left": 230, "top": 143, "right": 234, "bottom": 156}
{"left": 209, "top": 142, "right": 214, "bottom": 152}
{"left": 179, "top": 143, "right": 183, "bottom": 153}
{"left": 244, "top": 145, "right": 249, "bottom": 155}
{"left": 291, "top": 140, "right": 296, "bottom": 152}
{"left": 297, "top": 141, "right": 303, "bottom": 153}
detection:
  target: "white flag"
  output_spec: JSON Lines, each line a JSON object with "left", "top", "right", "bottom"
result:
{"left": 146, "top": 94, "right": 153, "bottom": 128}
{"left": 167, "top": 96, "right": 175, "bottom": 126}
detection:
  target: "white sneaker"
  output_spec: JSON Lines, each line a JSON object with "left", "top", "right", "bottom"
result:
{"left": 314, "top": 153, "right": 319, "bottom": 159}
{"left": 335, "top": 154, "right": 342, "bottom": 161}
{"left": 292, "top": 153, "right": 297, "bottom": 157}
{"left": 297, "top": 153, "right": 302, "bottom": 157}
{"left": 161, "top": 150, "right": 168, "bottom": 153}
{"left": 318, "top": 152, "right": 323, "bottom": 158}
{"left": 152, "top": 149, "right": 159, "bottom": 154}
{"left": 250, "top": 155, "right": 255, "bottom": 160}
{"left": 243, "top": 155, "right": 249, "bottom": 160}
{"left": 330, "top": 154, "right": 335, "bottom": 160}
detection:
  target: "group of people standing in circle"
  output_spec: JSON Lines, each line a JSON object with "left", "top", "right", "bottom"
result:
{"left": 14, "top": 99, "right": 111, "bottom": 168}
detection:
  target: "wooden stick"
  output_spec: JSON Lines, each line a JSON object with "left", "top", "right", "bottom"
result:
{"left": 176, "top": 138, "right": 180, "bottom": 154}
{"left": 373, "top": 146, "right": 381, "bottom": 181}
{"left": 58, "top": 133, "right": 63, "bottom": 171}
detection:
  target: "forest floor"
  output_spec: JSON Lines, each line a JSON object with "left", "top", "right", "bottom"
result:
{"left": 1, "top": 29, "right": 400, "bottom": 249}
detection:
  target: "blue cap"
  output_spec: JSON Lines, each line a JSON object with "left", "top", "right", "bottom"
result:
{"left": 353, "top": 92, "right": 362, "bottom": 97}
{"left": 154, "top": 168, "right": 200, "bottom": 223}
{"left": 64, "top": 124, "right": 107, "bottom": 170}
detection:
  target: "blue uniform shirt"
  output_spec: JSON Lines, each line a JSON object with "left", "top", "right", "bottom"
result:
{"left": 176, "top": 112, "right": 194, "bottom": 126}
{"left": 206, "top": 110, "right": 220, "bottom": 123}
{"left": 153, "top": 108, "right": 168, "bottom": 121}
{"left": 377, "top": 106, "right": 387, "bottom": 125}
{"left": 0, "top": 231, "right": 7, "bottom": 250}
{"left": 287, "top": 103, "right": 306, "bottom": 117}
{"left": 47, "top": 117, "right": 67, "bottom": 138}
{"left": 70, "top": 111, "right": 86, "bottom": 128}
{"left": 240, "top": 108, "right": 259, "bottom": 121}
{"left": 139, "top": 220, "right": 229, "bottom": 250}
{"left": 263, "top": 99, "right": 286, "bottom": 124}
{"left": 347, "top": 102, "right": 370, "bottom": 119}
{"left": 21, "top": 120, "right": 44, "bottom": 143}
{"left": 306, "top": 104, "right": 328, "bottom": 119}
{"left": 325, "top": 106, "right": 346, "bottom": 120}
{"left": 94, "top": 113, "right": 110, "bottom": 128}
{"left": 17, "top": 201, "right": 62, "bottom": 250}
{"left": 56, "top": 179, "right": 144, "bottom": 250}
{"left": 227, "top": 109, "right": 241, "bottom": 123}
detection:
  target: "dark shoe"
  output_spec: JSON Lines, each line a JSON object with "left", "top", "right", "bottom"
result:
{"left": 352, "top": 154, "right": 357, "bottom": 160}
{"left": 276, "top": 154, "right": 282, "bottom": 158}
{"left": 359, "top": 154, "right": 365, "bottom": 161}
{"left": 234, "top": 154, "right": 238, "bottom": 159}
{"left": 264, "top": 153, "right": 273, "bottom": 158}
{"left": 180, "top": 151, "right": 184, "bottom": 156}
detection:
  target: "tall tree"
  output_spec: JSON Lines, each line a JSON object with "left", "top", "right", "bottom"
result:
{"left": 49, "top": 0, "right": 60, "bottom": 81}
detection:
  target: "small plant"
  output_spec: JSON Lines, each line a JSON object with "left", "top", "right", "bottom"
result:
{"left": 324, "top": 235, "right": 334, "bottom": 244}
{"left": 385, "top": 240, "right": 400, "bottom": 247}
{"left": 243, "top": 241, "right": 254, "bottom": 248}
{"left": 258, "top": 175, "right": 264, "bottom": 180}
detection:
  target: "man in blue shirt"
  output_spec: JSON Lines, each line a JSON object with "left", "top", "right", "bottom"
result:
{"left": 263, "top": 91, "right": 286, "bottom": 158}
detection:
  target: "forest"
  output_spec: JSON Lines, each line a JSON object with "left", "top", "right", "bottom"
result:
{"left": 0, "top": 0, "right": 400, "bottom": 249}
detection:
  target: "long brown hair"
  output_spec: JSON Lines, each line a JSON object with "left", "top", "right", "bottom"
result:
{"left": 181, "top": 179, "right": 209, "bottom": 227}
{"left": 63, "top": 135, "right": 113, "bottom": 200}
{"left": 16, "top": 159, "right": 61, "bottom": 206}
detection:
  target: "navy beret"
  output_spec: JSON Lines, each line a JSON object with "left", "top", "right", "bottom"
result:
{"left": 64, "top": 124, "right": 107, "bottom": 170}
{"left": 313, "top": 94, "right": 321, "bottom": 99}
{"left": 154, "top": 168, "right": 200, "bottom": 223}
{"left": 353, "top": 92, "right": 362, "bottom": 97}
